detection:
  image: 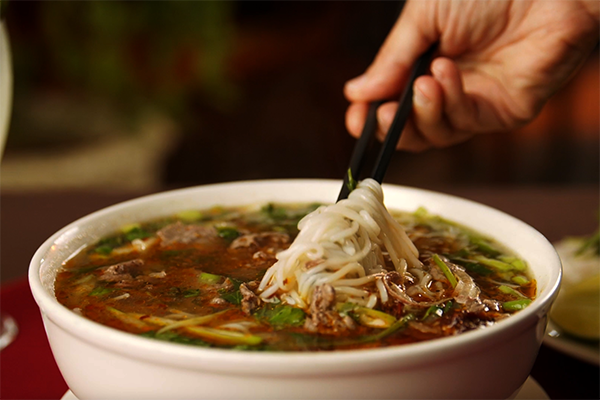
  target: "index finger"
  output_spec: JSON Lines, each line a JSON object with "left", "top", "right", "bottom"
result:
{"left": 344, "top": 0, "right": 440, "bottom": 103}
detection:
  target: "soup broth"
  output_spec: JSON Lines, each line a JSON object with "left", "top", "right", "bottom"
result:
{"left": 55, "top": 203, "right": 535, "bottom": 351}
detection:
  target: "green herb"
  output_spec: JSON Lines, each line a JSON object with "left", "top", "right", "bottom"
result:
{"left": 283, "top": 313, "right": 415, "bottom": 350}
{"left": 182, "top": 289, "right": 201, "bottom": 298}
{"left": 94, "top": 245, "right": 114, "bottom": 255}
{"left": 219, "top": 278, "right": 243, "bottom": 305}
{"left": 216, "top": 226, "right": 240, "bottom": 240}
{"left": 462, "top": 262, "right": 493, "bottom": 276}
{"left": 261, "top": 203, "right": 289, "bottom": 220}
{"left": 124, "top": 226, "right": 152, "bottom": 241}
{"left": 255, "top": 304, "right": 306, "bottom": 328}
{"left": 502, "top": 299, "right": 532, "bottom": 312}
{"left": 100, "top": 236, "right": 125, "bottom": 247}
{"left": 91, "top": 225, "right": 152, "bottom": 254}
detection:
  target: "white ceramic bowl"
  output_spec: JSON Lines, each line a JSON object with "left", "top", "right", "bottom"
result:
{"left": 29, "top": 180, "right": 561, "bottom": 399}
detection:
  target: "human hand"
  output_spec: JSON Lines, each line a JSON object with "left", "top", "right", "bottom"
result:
{"left": 344, "top": 0, "right": 599, "bottom": 152}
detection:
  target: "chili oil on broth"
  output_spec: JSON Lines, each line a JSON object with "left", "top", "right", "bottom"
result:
{"left": 54, "top": 202, "right": 536, "bottom": 352}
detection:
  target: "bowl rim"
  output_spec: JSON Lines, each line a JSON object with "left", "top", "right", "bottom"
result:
{"left": 29, "top": 179, "right": 562, "bottom": 375}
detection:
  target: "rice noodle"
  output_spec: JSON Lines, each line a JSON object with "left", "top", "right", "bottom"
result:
{"left": 258, "top": 179, "right": 420, "bottom": 308}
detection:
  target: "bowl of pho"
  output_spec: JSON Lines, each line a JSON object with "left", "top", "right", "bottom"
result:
{"left": 29, "top": 179, "right": 561, "bottom": 399}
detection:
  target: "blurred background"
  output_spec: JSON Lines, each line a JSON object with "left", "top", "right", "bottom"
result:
{"left": 1, "top": 0, "right": 597, "bottom": 193}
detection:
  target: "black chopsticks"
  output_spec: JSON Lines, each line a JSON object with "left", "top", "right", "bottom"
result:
{"left": 337, "top": 44, "right": 437, "bottom": 201}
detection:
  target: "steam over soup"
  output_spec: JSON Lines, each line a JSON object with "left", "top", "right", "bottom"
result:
{"left": 55, "top": 180, "right": 535, "bottom": 351}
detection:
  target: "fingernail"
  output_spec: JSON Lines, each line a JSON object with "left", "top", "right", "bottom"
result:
{"left": 413, "top": 84, "right": 429, "bottom": 107}
{"left": 345, "top": 74, "right": 367, "bottom": 95}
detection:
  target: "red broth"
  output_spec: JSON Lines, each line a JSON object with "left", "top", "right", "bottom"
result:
{"left": 55, "top": 203, "right": 535, "bottom": 351}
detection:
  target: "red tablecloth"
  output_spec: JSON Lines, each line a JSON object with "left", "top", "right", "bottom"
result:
{"left": 1, "top": 278, "right": 68, "bottom": 400}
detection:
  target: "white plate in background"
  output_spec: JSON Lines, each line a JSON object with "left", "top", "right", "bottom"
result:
{"left": 545, "top": 320, "right": 600, "bottom": 366}
{"left": 0, "top": 21, "right": 13, "bottom": 159}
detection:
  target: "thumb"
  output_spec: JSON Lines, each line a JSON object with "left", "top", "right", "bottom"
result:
{"left": 344, "top": 1, "right": 439, "bottom": 102}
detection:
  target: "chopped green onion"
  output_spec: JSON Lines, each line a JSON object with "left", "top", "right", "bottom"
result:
{"left": 367, "top": 314, "right": 415, "bottom": 342}
{"left": 499, "top": 285, "right": 525, "bottom": 298}
{"left": 423, "top": 305, "right": 443, "bottom": 320}
{"left": 502, "top": 299, "right": 532, "bottom": 312}
{"left": 499, "top": 256, "right": 527, "bottom": 271}
{"left": 346, "top": 168, "right": 358, "bottom": 192}
{"left": 512, "top": 275, "right": 530, "bottom": 285}
{"left": 336, "top": 302, "right": 358, "bottom": 316}
{"left": 106, "top": 307, "right": 150, "bottom": 330}
{"left": 473, "top": 255, "right": 515, "bottom": 271}
{"left": 139, "top": 330, "right": 210, "bottom": 347}
{"left": 470, "top": 237, "right": 501, "bottom": 257}
{"left": 120, "top": 223, "right": 141, "bottom": 234}
{"left": 433, "top": 254, "right": 458, "bottom": 288}
{"left": 176, "top": 210, "right": 204, "bottom": 222}
{"left": 185, "top": 326, "right": 262, "bottom": 346}
{"left": 413, "top": 206, "right": 430, "bottom": 219}
{"left": 199, "top": 272, "right": 222, "bottom": 285}
{"left": 443, "top": 300, "right": 454, "bottom": 313}
{"left": 353, "top": 307, "right": 397, "bottom": 329}
{"left": 89, "top": 286, "right": 114, "bottom": 297}
{"left": 156, "top": 309, "right": 231, "bottom": 334}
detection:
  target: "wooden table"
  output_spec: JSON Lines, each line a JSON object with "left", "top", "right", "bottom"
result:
{"left": 1, "top": 185, "right": 598, "bottom": 399}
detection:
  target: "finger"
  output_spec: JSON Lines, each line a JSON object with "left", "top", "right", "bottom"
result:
{"left": 429, "top": 57, "right": 479, "bottom": 132}
{"left": 344, "top": 1, "right": 439, "bottom": 103}
{"left": 412, "top": 73, "right": 475, "bottom": 147}
{"left": 375, "top": 101, "right": 431, "bottom": 152}
{"left": 345, "top": 102, "right": 370, "bottom": 139}
{"left": 375, "top": 102, "right": 397, "bottom": 142}
{"left": 431, "top": 57, "right": 509, "bottom": 133}
{"left": 397, "top": 119, "right": 431, "bottom": 152}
